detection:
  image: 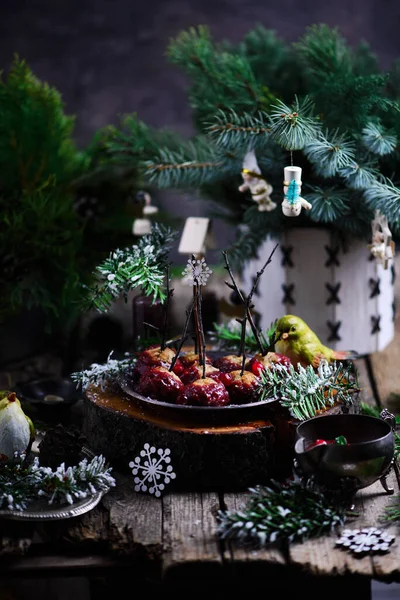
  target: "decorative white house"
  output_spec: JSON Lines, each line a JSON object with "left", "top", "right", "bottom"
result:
{"left": 241, "top": 228, "right": 395, "bottom": 356}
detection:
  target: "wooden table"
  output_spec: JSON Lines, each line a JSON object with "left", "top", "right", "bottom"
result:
{"left": 1, "top": 464, "right": 400, "bottom": 599}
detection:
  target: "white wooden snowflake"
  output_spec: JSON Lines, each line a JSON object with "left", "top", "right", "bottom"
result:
{"left": 336, "top": 527, "right": 395, "bottom": 556}
{"left": 129, "top": 443, "right": 176, "bottom": 497}
{"left": 182, "top": 257, "right": 212, "bottom": 286}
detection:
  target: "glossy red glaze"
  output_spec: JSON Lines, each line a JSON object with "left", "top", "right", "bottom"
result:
{"left": 180, "top": 364, "right": 221, "bottom": 385}
{"left": 212, "top": 354, "right": 249, "bottom": 373}
{"left": 224, "top": 370, "right": 260, "bottom": 405}
{"left": 176, "top": 377, "right": 230, "bottom": 407}
{"left": 138, "top": 366, "right": 183, "bottom": 403}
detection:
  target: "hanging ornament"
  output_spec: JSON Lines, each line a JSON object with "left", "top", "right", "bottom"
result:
{"left": 239, "top": 150, "right": 277, "bottom": 212}
{"left": 132, "top": 191, "right": 159, "bottom": 236}
{"left": 282, "top": 166, "right": 312, "bottom": 217}
{"left": 368, "top": 209, "right": 395, "bottom": 270}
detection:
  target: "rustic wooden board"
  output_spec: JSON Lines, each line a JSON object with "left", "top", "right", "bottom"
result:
{"left": 221, "top": 492, "right": 286, "bottom": 567}
{"left": 288, "top": 470, "right": 400, "bottom": 581}
{"left": 44, "top": 472, "right": 163, "bottom": 563}
{"left": 162, "top": 491, "right": 222, "bottom": 578}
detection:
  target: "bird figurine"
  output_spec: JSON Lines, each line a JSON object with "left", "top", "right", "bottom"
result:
{"left": 274, "top": 315, "right": 356, "bottom": 369}
{"left": 0, "top": 391, "right": 35, "bottom": 461}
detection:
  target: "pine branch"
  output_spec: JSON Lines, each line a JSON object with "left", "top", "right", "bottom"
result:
{"left": 0, "top": 454, "right": 115, "bottom": 512}
{"left": 217, "top": 479, "right": 347, "bottom": 547}
{"left": 258, "top": 361, "right": 358, "bottom": 421}
{"left": 268, "top": 96, "right": 321, "bottom": 150}
{"left": 71, "top": 352, "right": 136, "bottom": 391}
{"left": 303, "top": 130, "right": 355, "bottom": 177}
{"left": 207, "top": 109, "right": 271, "bottom": 150}
{"left": 338, "top": 161, "right": 380, "bottom": 190}
{"left": 361, "top": 122, "right": 397, "bottom": 156}
{"left": 363, "top": 179, "right": 400, "bottom": 223}
{"left": 82, "top": 224, "right": 178, "bottom": 312}
{"left": 307, "top": 186, "right": 351, "bottom": 223}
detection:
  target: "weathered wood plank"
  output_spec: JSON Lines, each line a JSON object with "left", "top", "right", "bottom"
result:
{"left": 162, "top": 492, "right": 222, "bottom": 578}
{"left": 54, "top": 472, "right": 163, "bottom": 561}
{"left": 288, "top": 470, "right": 400, "bottom": 581}
{"left": 221, "top": 492, "right": 286, "bottom": 567}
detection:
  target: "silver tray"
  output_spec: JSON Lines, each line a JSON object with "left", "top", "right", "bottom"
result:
{"left": 0, "top": 439, "right": 106, "bottom": 522}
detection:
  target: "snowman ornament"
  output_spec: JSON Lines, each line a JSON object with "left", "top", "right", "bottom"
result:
{"left": 239, "top": 150, "right": 277, "bottom": 212}
{"left": 282, "top": 166, "right": 312, "bottom": 217}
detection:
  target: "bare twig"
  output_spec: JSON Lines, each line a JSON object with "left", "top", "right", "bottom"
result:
{"left": 169, "top": 303, "right": 194, "bottom": 372}
{"left": 236, "top": 317, "right": 248, "bottom": 376}
{"left": 223, "top": 244, "right": 279, "bottom": 353}
{"left": 161, "top": 264, "right": 173, "bottom": 351}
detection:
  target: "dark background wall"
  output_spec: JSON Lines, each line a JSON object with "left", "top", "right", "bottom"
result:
{"left": 1, "top": 0, "right": 400, "bottom": 257}
{"left": 2, "top": 0, "right": 399, "bottom": 144}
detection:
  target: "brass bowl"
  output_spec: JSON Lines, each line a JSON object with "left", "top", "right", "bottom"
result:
{"left": 294, "top": 413, "right": 395, "bottom": 492}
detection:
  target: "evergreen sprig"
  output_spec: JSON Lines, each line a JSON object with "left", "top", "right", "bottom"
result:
{"left": 303, "top": 130, "right": 355, "bottom": 177}
{"left": 82, "top": 224, "right": 177, "bottom": 311}
{"left": 102, "top": 23, "right": 400, "bottom": 267}
{"left": 362, "top": 122, "right": 397, "bottom": 156}
{"left": 307, "top": 186, "right": 351, "bottom": 223}
{"left": 258, "top": 361, "right": 358, "bottom": 421}
{"left": 268, "top": 96, "right": 321, "bottom": 150}
{"left": 209, "top": 319, "right": 276, "bottom": 353}
{"left": 71, "top": 352, "right": 137, "bottom": 391}
{"left": 217, "top": 479, "right": 347, "bottom": 547}
{"left": 0, "top": 454, "right": 115, "bottom": 512}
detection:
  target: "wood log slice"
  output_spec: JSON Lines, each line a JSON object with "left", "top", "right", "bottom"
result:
{"left": 83, "top": 385, "right": 359, "bottom": 492}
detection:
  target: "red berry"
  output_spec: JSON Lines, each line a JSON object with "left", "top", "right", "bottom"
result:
{"left": 172, "top": 358, "right": 184, "bottom": 376}
{"left": 306, "top": 439, "right": 328, "bottom": 450}
{"left": 251, "top": 360, "right": 265, "bottom": 376}
{"left": 219, "top": 372, "right": 233, "bottom": 387}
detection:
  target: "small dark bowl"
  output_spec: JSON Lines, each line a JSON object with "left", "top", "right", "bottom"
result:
{"left": 16, "top": 377, "right": 82, "bottom": 414}
{"left": 294, "top": 413, "right": 395, "bottom": 491}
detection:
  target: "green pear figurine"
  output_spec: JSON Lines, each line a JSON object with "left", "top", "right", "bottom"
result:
{"left": 0, "top": 392, "right": 35, "bottom": 460}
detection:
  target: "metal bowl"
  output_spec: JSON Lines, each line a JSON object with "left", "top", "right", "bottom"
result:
{"left": 294, "top": 413, "right": 395, "bottom": 491}
{"left": 118, "top": 376, "right": 279, "bottom": 427}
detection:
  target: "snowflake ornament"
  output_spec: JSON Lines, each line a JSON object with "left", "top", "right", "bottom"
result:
{"left": 129, "top": 443, "right": 176, "bottom": 497}
{"left": 182, "top": 257, "right": 212, "bottom": 286}
{"left": 336, "top": 527, "right": 395, "bottom": 556}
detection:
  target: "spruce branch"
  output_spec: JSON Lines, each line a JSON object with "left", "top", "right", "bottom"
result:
{"left": 361, "top": 122, "right": 397, "bottom": 156}
{"left": 217, "top": 479, "right": 347, "bottom": 547}
{"left": 338, "top": 161, "right": 380, "bottom": 190}
{"left": 207, "top": 110, "right": 271, "bottom": 150}
{"left": 258, "top": 361, "right": 358, "bottom": 421}
{"left": 268, "top": 96, "right": 321, "bottom": 150}
{"left": 0, "top": 454, "right": 115, "bottom": 512}
{"left": 71, "top": 352, "right": 136, "bottom": 391}
{"left": 307, "top": 186, "right": 351, "bottom": 223}
{"left": 303, "top": 130, "right": 355, "bottom": 177}
{"left": 82, "top": 224, "right": 177, "bottom": 312}
{"left": 363, "top": 179, "right": 400, "bottom": 222}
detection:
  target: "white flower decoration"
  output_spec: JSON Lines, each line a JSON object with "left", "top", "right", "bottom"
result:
{"left": 182, "top": 258, "right": 212, "bottom": 286}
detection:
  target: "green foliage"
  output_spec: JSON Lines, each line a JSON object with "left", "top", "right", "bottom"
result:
{"left": 0, "top": 56, "right": 86, "bottom": 196}
{"left": 258, "top": 361, "right": 358, "bottom": 421}
{"left": 104, "top": 23, "right": 400, "bottom": 267}
{"left": 167, "top": 25, "right": 275, "bottom": 128}
{"left": 209, "top": 320, "right": 277, "bottom": 353}
{"left": 71, "top": 352, "right": 137, "bottom": 391}
{"left": 0, "top": 57, "right": 145, "bottom": 333}
{"left": 82, "top": 224, "right": 178, "bottom": 312}
{"left": 217, "top": 479, "right": 347, "bottom": 547}
{"left": 0, "top": 453, "right": 115, "bottom": 511}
